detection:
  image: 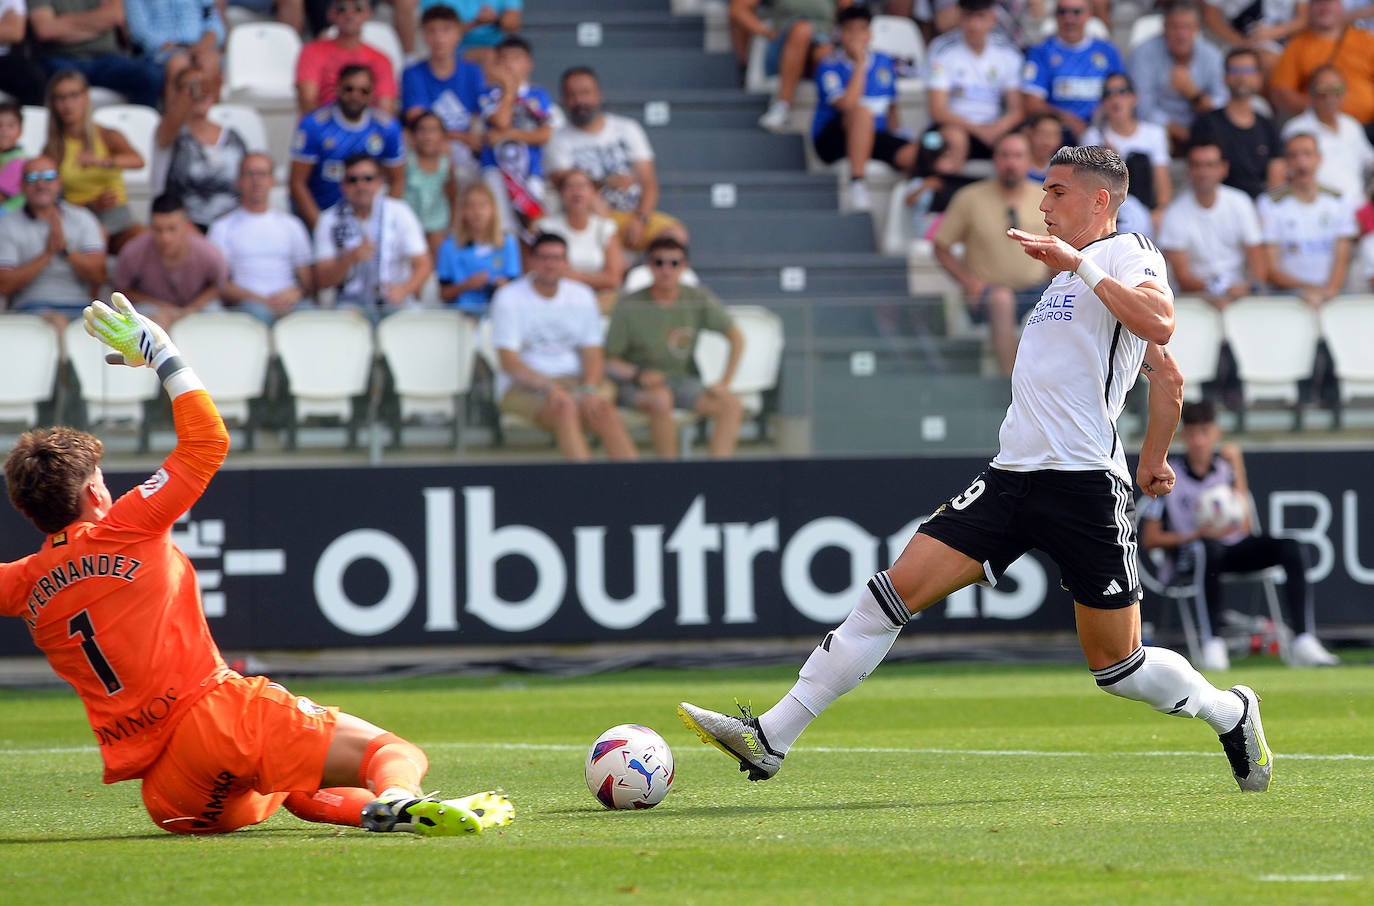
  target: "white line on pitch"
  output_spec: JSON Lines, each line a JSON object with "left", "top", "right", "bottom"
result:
{"left": 2, "top": 742, "right": 1372, "bottom": 762}
{"left": 1257, "top": 875, "right": 1361, "bottom": 882}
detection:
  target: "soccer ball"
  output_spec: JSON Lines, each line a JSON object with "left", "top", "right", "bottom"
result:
{"left": 585, "top": 724, "right": 675, "bottom": 810}
{"left": 1194, "top": 484, "right": 1245, "bottom": 534}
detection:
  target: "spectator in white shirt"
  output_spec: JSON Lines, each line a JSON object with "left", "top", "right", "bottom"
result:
{"left": 1280, "top": 65, "right": 1374, "bottom": 209}
{"left": 208, "top": 153, "right": 315, "bottom": 324}
{"left": 923, "top": 0, "right": 1024, "bottom": 175}
{"left": 490, "top": 231, "right": 638, "bottom": 462}
{"left": 1257, "top": 132, "right": 1357, "bottom": 307}
{"left": 1159, "top": 141, "right": 1266, "bottom": 310}
{"left": 313, "top": 153, "right": 432, "bottom": 320}
{"left": 1083, "top": 72, "right": 1173, "bottom": 224}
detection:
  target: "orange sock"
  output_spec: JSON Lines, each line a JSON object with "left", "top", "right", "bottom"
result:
{"left": 283, "top": 788, "right": 377, "bottom": 827}
{"left": 358, "top": 732, "right": 429, "bottom": 795}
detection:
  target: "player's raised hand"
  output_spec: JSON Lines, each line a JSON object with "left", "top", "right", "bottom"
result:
{"left": 1007, "top": 228, "right": 1081, "bottom": 272}
{"left": 83, "top": 291, "right": 177, "bottom": 369}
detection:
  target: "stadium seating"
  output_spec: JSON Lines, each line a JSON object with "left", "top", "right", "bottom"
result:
{"left": 695, "top": 305, "right": 784, "bottom": 433}
{"left": 0, "top": 316, "right": 62, "bottom": 429}
{"left": 62, "top": 319, "right": 162, "bottom": 451}
{"left": 376, "top": 309, "right": 479, "bottom": 448}
{"left": 272, "top": 309, "right": 376, "bottom": 449}
{"left": 91, "top": 104, "right": 159, "bottom": 202}
{"left": 224, "top": 22, "right": 302, "bottom": 103}
{"left": 19, "top": 106, "right": 48, "bottom": 157}
{"left": 207, "top": 104, "right": 271, "bottom": 154}
{"left": 1168, "top": 295, "right": 1225, "bottom": 402}
{"left": 1318, "top": 294, "right": 1374, "bottom": 426}
{"left": 1221, "top": 296, "right": 1321, "bottom": 430}
{"left": 169, "top": 311, "right": 273, "bottom": 450}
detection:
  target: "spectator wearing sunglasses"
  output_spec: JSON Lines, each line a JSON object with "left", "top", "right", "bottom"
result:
{"left": 605, "top": 237, "right": 746, "bottom": 460}
{"left": 1188, "top": 47, "right": 1285, "bottom": 200}
{"left": 314, "top": 152, "right": 431, "bottom": 319}
{"left": 297, "top": 0, "right": 398, "bottom": 116}
{"left": 1083, "top": 73, "right": 1172, "bottom": 224}
{"left": 1280, "top": 65, "right": 1374, "bottom": 208}
{"left": 290, "top": 63, "right": 405, "bottom": 231}
{"left": 0, "top": 155, "right": 106, "bottom": 324}
{"left": 1020, "top": 0, "right": 1123, "bottom": 140}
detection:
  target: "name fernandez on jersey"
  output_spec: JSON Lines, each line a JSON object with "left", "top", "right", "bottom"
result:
{"left": 993, "top": 231, "right": 1169, "bottom": 481}
{"left": 22, "top": 554, "right": 143, "bottom": 626}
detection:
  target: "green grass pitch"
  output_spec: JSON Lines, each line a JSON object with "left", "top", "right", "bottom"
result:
{"left": 1, "top": 659, "right": 1370, "bottom": 905}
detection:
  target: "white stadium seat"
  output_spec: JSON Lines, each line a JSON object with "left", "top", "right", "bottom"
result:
{"left": 1221, "top": 295, "right": 1320, "bottom": 428}
{"left": 225, "top": 22, "right": 303, "bottom": 103}
{"left": 1319, "top": 294, "right": 1374, "bottom": 424}
{"left": 19, "top": 105, "right": 48, "bottom": 157}
{"left": 207, "top": 104, "right": 271, "bottom": 153}
{"left": 695, "top": 305, "right": 784, "bottom": 424}
{"left": 0, "top": 315, "right": 62, "bottom": 428}
{"left": 272, "top": 309, "right": 376, "bottom": 448}
{"left": 376, "top": 309, "right": 479, "bottom": 447}
{"left": 169, "top": 311, "right": 273, "bottom": 449}
{"left": 91, "top": 104, "right": 159, "bottom": 194}
{"left": 63, "top": 319, "right": 162, "bottom": 450}
{"left": 1168, "top": 296, "right": 1225, "bottom": 402}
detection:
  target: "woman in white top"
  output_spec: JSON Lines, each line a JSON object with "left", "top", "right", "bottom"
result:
{"left": 534, "top": 168, "right": 625, "bottom": 310}
{"left": 1083, "top": 72, "right": 1172, "bottom": 226}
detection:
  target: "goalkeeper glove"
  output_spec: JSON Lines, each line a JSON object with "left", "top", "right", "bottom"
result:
{"left": 83, "top": 292, "right": 185, "bottom": 379}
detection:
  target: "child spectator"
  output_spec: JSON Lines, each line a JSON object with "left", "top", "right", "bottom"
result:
{"left": 403, "top": 5, "right": 486, "bottom": 186}
{"left": 404, "top": 111, "right": 458, "bottom": 261}
{"left": 478, "top": 34, "right": 553, "bottom": 234}
{"left": 812, "top": 6, "right": 917, "bottom": 213}
{"left": 0, "top": 102, "right": 23, "bottom": 215}
{"left": 421, "top": 0, "right": 523, "bottom": 64}
{"left": 436, "top": 181, "right": 521, "bottom": 318}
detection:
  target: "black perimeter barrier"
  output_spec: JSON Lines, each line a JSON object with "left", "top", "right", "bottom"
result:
{"left": 2, "top": 452, "right": 1371, "bottom": 656}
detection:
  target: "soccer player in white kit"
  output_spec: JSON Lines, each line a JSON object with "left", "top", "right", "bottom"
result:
{"left": 680, "top": 145, "right": 1273, "bottom": 793}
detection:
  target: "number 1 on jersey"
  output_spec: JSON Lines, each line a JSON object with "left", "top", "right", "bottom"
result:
{"left": 68, "top": 610, "right": 123, "bottom": 695}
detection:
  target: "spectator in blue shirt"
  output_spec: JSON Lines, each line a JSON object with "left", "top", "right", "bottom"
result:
{"left": 420, "top": 0, "right": 522, "bottom": 65}
{"left": 811, "top": 5, "right": 917, "bottom": 213}
{"left": 289, "top": 63, "right": 406, "bottom": 231}
{"left": 478, "top": 34, "right": 553, "bottom": 232}
{"left": 125, "top": 0, "right": 225, "bottom": 107}
{"left": 403, "top": 5, "right": 486, "bottom": 186}
{"left": 1126, "top": 0, "right": 1227, "bottom": 153}
{"left": 1020, "top": 0, "right": 1123, "bottom": 139}
{"left": 437, "top": 181, "right": 522, "bottom": 318}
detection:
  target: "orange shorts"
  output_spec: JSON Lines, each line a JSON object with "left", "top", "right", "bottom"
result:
{"left": 140, "top": 674, "right": 338, "bottom": 835}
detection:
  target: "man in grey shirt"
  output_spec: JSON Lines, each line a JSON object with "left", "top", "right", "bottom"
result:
{"left": 1127, "top": 0, "right": 1227, "bottom": 152}
{"left": 0, "top": 155, "right": 108, "bottom": 322}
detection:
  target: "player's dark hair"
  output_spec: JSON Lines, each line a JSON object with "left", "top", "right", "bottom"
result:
{"left": 5, "top": 428, "right": 105, "bottom": 534}
{"left": 420, "top": 4, "right": 459, "bottom": 26}
{"left": 531, "top": 231, "right": 568, "bottom": 253}
{"left": 342, "top": 151, "right": 380, "bottom": 172}
{"left": 646, "top": 235, "right": 687, "bottom": 258}
{"left": 560, "top": 65, "right": 598, "bottom": 90}
{"left": 1048, "top": 144, "right": 1129, "bottom": 212}
{"left": 1181, "top": 400, "right": 1217, "bottom": 426}
{"left": 150, "top": 192, "right": 185, "bottom": 215}
{"left": 836, "top": 4, "right": 873, "bottom": 24}
{"left": 0, "top": 100, "right": 20, "bottom": 123}
{"left": 337, "top": 63, "right": 374, "bottom": 86}
{"left": 498, "top": 34, "right": 532, "bottom": 55}
{"left": 404, "top": 109, "right": 442, "bottom": 132}
{"left": 1224, "top": 46, "right": 1260, "bottom": 69}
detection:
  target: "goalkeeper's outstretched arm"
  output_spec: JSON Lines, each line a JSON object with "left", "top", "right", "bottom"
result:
{"left": 84, "top": 292, "right": 230, "bottom": 490}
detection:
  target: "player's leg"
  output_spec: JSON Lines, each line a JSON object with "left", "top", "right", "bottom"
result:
{"left": 1043, "top": 472, "right": 1271, "bottom": 791}
{"left": 680, "top": 470, "right": 1015, "bottom": 780}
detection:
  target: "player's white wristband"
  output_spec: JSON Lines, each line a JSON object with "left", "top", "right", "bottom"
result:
{"left": 1076, "top": 257, "right": 1108, "bottom": 291}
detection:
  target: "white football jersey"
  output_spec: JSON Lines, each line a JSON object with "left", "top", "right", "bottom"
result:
{"left": 993, "top": 232, "right": 1170, "bottom": 481}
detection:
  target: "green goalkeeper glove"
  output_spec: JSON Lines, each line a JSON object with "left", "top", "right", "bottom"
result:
{"left": 83, "top": 291, "right": 182, "bottom": 377}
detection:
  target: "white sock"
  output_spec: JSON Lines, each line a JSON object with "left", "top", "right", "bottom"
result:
{"left": 1095, "top": 645, "right": 1244, "bottom": 733}
{"left": 759, "top": 573, "right": 910, "bottom": 753}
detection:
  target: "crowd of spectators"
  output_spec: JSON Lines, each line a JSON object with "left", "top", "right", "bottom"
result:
{"left": 5, "top": 0, "right": 1372, "bottom": 456}
{"left": 0, "top": 0, "right": 747, "bottom": 461}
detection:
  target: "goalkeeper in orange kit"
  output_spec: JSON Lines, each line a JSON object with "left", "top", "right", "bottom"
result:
{"left": 0, "top": 293, "right": 513, "bottom": 836}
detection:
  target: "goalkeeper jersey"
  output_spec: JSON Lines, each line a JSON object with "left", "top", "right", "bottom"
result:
{"left": 0, "top": 391, "right": 233, "bottom": 783}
